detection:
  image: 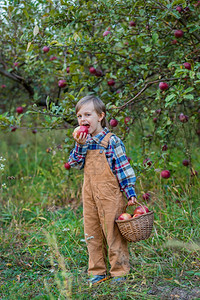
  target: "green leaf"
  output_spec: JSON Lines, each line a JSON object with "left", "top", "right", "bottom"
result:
{"left": 165, "top": 94, "right": 176, "bottom": 102}
{"left": 145, "top": 47, "right": 152, "bottom": 53}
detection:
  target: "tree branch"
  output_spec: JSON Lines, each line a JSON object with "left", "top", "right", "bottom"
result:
{"left": 0, "top": 68, "right": 34, "bottom": 97}
{"left": 114, "top": 77, "right": 179, "bottom": 111}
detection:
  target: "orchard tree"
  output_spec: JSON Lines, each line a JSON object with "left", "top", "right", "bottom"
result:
{"left": 0, "top": 0, "right": 200, "bottom": 176}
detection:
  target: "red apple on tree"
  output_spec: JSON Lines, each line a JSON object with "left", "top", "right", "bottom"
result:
{"left": 95, "top": 69, "right": 103, "bottom": 77}
{"left": 176, "top": 6, "right": 182, "bottom": 13}
{"left": 161, "top": 170, "right": 171, "bottom": 179}
{"left": 129, "top": 21, "right": 136, "bottom": 27}
{"left": 159, "top": 82, "right": 169, "bottom": 91}
{"left": 89, "top": 67, "right": 96, "bottom": 74}
{"left": 178, "top": 113, "right": 189, "bottom": 123}
{"left": 13, "top": 62, "right": 19, "bottom": 68}
{"left": 182, "top": 159, "right": 189, "bottom": 166}
{"left": 183, "top": 62, "right": 191, "bottom": 70}
{"left": 143, "top": 158, "right": 152, "bottom": 167}
{"left": 43, "top": 46, "right": 50, "bottom": 53}
{"left": 124, "top": 116, "right": 132, "bottom": 125}
{"left": 50, "top": 56, "right": 57, "bottom": 61}
{"left": 171, "top": 39, "right": 178, "bottom": 45}
{"left": 110, "top": 119, "right": 118, "bottom": 127}
{"left": 16, "top": 106, "right": 23, "bottom": 114}
{"left": 118, "top": 213, "right": 132, "bottom": 220}
{"left": 162, "top": 144, "right": 168, "bottom": 151}
{"left": 66, "top": 66, "right": 70, "bottom": 73}
{"left": 174, "top": 30, "right": 184, "bottom": 38}
{"left": 58, "top": 80, "right": 67, "bottom": 88}
{"left": 64, "top": 162, "right": 71, "bottom": 170}
{"left": 11, "top": 126, "right": 17, "bottom": 132}
{"left": 107, "top": 79, "right": 115, "bottom": 86}
{"left": 73, "top": 126, "right": 89, "bottom": 138}
{"left": 103, "top": 30, "right": 111, "bottom": 37}
{"left": 1, "top": 84, "right": 6, "bottom": 88}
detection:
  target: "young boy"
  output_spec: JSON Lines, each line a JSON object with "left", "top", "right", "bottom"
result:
{"left": 68, "top": 95, "right": 137, "bottom": 284}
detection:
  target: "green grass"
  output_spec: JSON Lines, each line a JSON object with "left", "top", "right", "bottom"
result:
{"left": 0, "top": 128, "right": 200, "bottom": 299}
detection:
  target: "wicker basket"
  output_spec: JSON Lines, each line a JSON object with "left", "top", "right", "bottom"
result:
{"left": 116, "top": 202, "right": 154, "bottom": 242}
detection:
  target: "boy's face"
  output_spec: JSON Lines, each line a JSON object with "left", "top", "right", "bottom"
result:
{"left": 77, "top": 101, "right": 105, "bottom": 136}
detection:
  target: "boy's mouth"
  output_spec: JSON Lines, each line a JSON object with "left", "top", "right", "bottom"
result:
{"left": 83, "top": 124, "right": 90, "bottom": 128}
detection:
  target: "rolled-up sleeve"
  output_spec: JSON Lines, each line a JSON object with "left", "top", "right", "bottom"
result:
{"left": 68, "top": 142, "right": 88, "bottom": 169}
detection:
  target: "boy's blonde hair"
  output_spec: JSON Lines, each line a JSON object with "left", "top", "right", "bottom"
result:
{"left": 76, "top": 95, "right": 107, "bottom": 128}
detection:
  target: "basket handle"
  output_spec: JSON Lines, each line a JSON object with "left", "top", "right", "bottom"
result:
{"left": 124, "top": 200, "right": 147, "bottom": 214}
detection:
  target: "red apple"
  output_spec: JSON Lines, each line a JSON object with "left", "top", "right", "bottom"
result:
{"left": 129, "top": 21, "right": 136, "bottom": 27}
{"left": 66, "top": 66, "right": 70, "bottom": 73}
{"left": 171, "top": 39, "right": 178, "bottom": 45}
{"left": 194, "top": 1, "right": 200, "bottom": 7}
{"left": 176, "top": 6, "right": 182, "bottom": 13}
{"left": 133, "top": 205, "right": 149, "bottom": 216}
{"left": 118, "top": 213, "right": 132, "bottom": 221}
{"left": 110, "top": 119, "right": 118, "bottom": 127}
{"left": 11, "top": 126, "right": 17, "bottom": 132}
{"left": 159, "top": 82, "right": 169, "bottom": 91}
{"left": 107, "top": 79, "right": 115, "bottom": 86}
{"left": 1, "top": 84, "right": 6, "bottom": 88}
{"left": 32, "top": 129, "right": 37, "bottom": 134}
{"left": 191, "top": 170, "right": 198, "bottom": 177}
{"left": 43, "top": 46, "right": 50, "bottom": 53}
{"left": 16, "top": 106, "right": 23, "bottom": 114}
{"left": 153, "top": 117, "right": 157, "bottom": 123}
{"left": 178, "top": 113, "right": 189, "bottom": 123}
{"left": 142, "top": 193, "right": 151, "bottom": 201}
{"left": 64, "top": 162, "right": 71, "bottom": 170}
{"left": 162, "top": 144, "right": 168, "bottom": 151}
{"left": 174, "top": 30, "right": 184, "bottom": 38}
{"left": 183, "top": 62, "right": 191, "bottom": 70}
{"left": 133, "top": 214, "right": 140, "bottom": 218}
{"left": 103, "top": 30, "right": 111, "bottom": 37}
{"left": 58, "top": 80, "right": 67, "bottom": 88}
{"left": 13, "top": 62, "right": 19, "bottom": 67}
{"left": 143, "top": 158, "right": 152, "bottom": 167}
{"left": 161, "top": 170, "right": 171, "bottom": 179}
{"left": 50, "top": 56, "right": 57, "bottom": 61}
{"left": 182, "top": 159, "right": 189, "bottom": 166}
{"left": 155, "top": 109, "right": 161, "bottom": 115}
{"left": 95, "top": 69, "right": 103, "bottom": 77}
{"left": 89, "top": 67, "right": 96, "bottom": 74}
{"left": 73, "top": 126, "right": 88, "bottom": 138}
{"left": 124, "top": 116, "right": 131, "bottom": 125}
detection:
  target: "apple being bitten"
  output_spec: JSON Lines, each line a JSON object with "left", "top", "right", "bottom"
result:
{"left": 73, "top": 126, "right": 89, "bottom": 138}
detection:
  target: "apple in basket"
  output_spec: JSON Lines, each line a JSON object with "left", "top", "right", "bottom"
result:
{"left": 118, "top": 213, "right": 132, "bottom": 221}
{"left": 133, "top": 205, "right": 149, "bottom": 216}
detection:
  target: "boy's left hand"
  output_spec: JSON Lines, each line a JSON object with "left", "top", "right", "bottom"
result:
{"left": 127, "top": 197, "right": 137, "bottom": 206}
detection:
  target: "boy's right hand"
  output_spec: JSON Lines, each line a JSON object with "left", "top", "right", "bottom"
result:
{"left": 73, "top": 131, "right": 88, "bottom": 145}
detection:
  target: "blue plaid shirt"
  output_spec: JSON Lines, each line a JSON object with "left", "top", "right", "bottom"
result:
{"left": 68, "top": 127, "right": 136, "bottom": 199}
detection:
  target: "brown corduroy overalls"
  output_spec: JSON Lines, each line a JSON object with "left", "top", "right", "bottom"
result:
{"left": 83, "top": 132, "right": 130, "bottom": 277}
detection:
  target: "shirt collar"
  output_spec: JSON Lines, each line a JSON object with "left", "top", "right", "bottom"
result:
{"left": 91, "top": 127, "right": 110, "bottom": 144}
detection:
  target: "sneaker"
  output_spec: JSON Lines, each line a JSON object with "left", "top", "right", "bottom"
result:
{"left": 110, "top": 276, "right": 126, "bottom": 284}
{"left": 88, "top": 275, "right": 109, "bottom": 285}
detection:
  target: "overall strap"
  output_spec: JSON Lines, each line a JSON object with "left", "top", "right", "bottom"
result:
{"left": 100, "top": 132, "right": 113, "bottom": 148}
